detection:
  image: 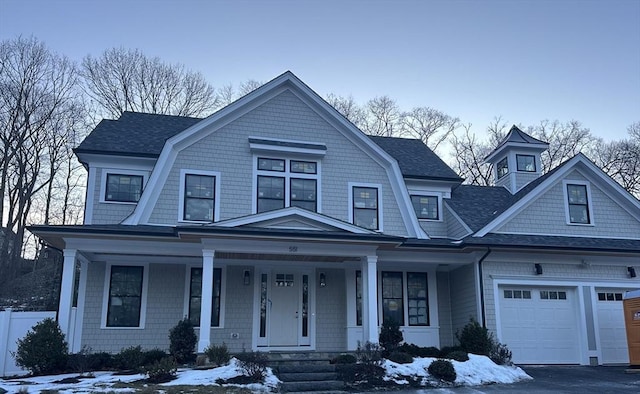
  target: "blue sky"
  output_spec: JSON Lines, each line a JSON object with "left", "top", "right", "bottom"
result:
{"left": 1, "top": 0, "right": 638, "bottom": 140}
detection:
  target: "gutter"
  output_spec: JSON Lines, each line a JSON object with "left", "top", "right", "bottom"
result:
{"left": 477, "top": 248, "right": 492, "bottom": 328}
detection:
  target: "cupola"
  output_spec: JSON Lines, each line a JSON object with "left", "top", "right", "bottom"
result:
{"left": 484, "top": 125, "right": 549, "bottom": 194}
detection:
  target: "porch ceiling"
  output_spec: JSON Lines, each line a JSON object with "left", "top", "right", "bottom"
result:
{"left": 215, "top": 251, "right": 360, "bottom": 263}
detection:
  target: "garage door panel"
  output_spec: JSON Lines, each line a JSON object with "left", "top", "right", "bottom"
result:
{"left": 596, "top": 289, "right": 630, "bottom": 364}
{"left": 499, "top": 286, "right": 580, "bottom": 364}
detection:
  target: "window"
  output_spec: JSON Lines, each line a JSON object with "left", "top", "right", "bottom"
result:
{"left": 356, "top": 270, "right": 362, "bottom": 326}
{"left": 566, "top": 183, "right": 591, "bottom": 224}
{"left": 353, "top": 186, "right": 379, "bottom": 230}
{"left": 105, "top": 174, "right": 143, "bottom": 202}
{"left": 497, "top": 157, "right": 508, "bottom": 179}
{"left": 411, "top": 195, "right": 439, "bottom": 220}
{"left": 257, "top": 158, "right": 317, "bottom": 213}
{"left": 107, "top": 266, "right": 143, "bottom": 327}
{"left": 381, "top": 271, "right": 404, "bottom": 325}
{"left": 188, "top": 267, "right": 222, "bottom": 327}
{"left": 407, "top": 272, "right": 429, "bottom": 326}
{"left": 598, "top": 292, "right": 623, "bottom": 301}
{"left": 516, "top": 155, "right": 536, "bottom": 172}
{"left": 503, "top": 289, "right": 532, "bottom": 299}
{"left": 184, "top": 174, "right": 215, "bottom": 222}
{"left": 540, "top": 290, "right": 567, "bottom": 300}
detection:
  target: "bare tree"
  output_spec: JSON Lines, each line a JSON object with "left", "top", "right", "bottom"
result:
{"left": 364, "top": 95, "right": 401, "bottom": 136}
{"left": 528, "top": 120, "right": 595, "bottom": 172}
{"left": 81, "top": 48, "right": 220, "bottom": 118}
{"left": 325, "top": 93, "right": 367, "bottom": 129}
{"left": 450, "top": 123, "right": 494, "bottom": 186}
{"left": 400, "top": 107, "right": 460, "bottom": 152}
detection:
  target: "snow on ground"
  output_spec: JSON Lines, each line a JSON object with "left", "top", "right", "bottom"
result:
{"left": 383, "top": 354, "right": 532, "bottom": 386}
{"left": 0, "top": 354, "right": 530, "bottom": 393}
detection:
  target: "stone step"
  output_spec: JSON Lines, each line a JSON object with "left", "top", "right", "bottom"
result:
{"left": 280, "top": 380, "right": 345, "bottom": 392}
{"left": 278, "top": 371, "right": 339, "bottom": 382}
{"left": 278, "top": 363, "right": 336, "bottom": 374}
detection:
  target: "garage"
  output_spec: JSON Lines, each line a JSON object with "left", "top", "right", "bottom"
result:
{"left": 498, "top": 285, "right": 580, "bottom": 364}
{"left": 596, "top": 289, "right": 630, "bottom": 364}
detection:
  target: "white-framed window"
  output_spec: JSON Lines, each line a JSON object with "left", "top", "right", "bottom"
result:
{"left": 100, "top": 169, "right": 147, "bottom": 204}
{"left": 254, "top": 157, "right": 319, "bottom": 213}
{"left": 563, "top": 180, "right": 594, "bottom": 225}
{"left": 410, "top": 195, "right": 440, "bottom": 220}
{"left": 516, "top": 154, "right": 536, "bottom": 172}
{"left": 184, "top": 266, "right": 226, "bottom": 327}
{"left": 178, "top": 169, "right": 221, "bottom": 223}
{"left": 497, "top": 157, "right": 508, "bottom": 179}
{"left": 101, "top": 263, "right": 148, "bottom": 329}
{"left": 349, "top": 183, "right": 382, "bottom": 231}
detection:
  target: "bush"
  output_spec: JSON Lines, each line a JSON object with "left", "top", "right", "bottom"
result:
{"left": 235, "top": 351, "right": 268, "bottom": 381}
{"left": 386, "top": 351, "right": 413, "bottom": 364}
{"left": 379, "top": 318, "right": 403, "bottom": 355}
{"left": 145, "top": 356, "right": 177, "bottom": 383}
{"left": 438, "top": 345, "right": 463, "bottom": 358}
{"left": 355, "top": 341, "right": 383, "bottom": 367}
{"left": 456, "top": 318, "right": 494, "bottom": 356}
{"left": 115, "top": 346, "right": 145, "bottom": 371}
{"left": 143, "top": 349, "right": 168, "bottom": 367}
{"left": 490, "top": 342, "right": 513, "bottom": 366}
{"left": 169, "top": 318, "right": 197, "bottom": 364}
{"left": 66, "top": 346, "right": 92, "bottom": 374}
{"left": 337, "top": 363, "right": 385, "bottom": 385}
{"left": 398, "top": 343, "right": 440, "bottom": 358}
{"left": 204, "top": 343, "right": 230, "bottom": 366}
{"left": 331, "top": 354, "right": 357, "bottom": 364}
{"left": 13, "top": 318, "right": 68, "bottom": 375}
{"left": 87, "top": 352, "right": 113, "bottom": 370}
{"left": 428, "top": 359, "right": 456, "bottom": 382}
{"left": 445, "top": 350, "right": 469, "bottom": 362}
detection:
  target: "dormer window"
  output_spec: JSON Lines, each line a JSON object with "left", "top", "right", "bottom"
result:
{"left": 351, "top": 185, "right": 380, "bottom": 230}
{"left": 105, "top": 173, "right": 143, "bottom": 203}
{"left": 565, "top": 182, "right": 592, "bottom": 225}
{"left": 497, "top": 157, "right": 508, "bottom": 179}
{"left": 411, "top": 195, "right": 439, "bottom": 220}
{"left": 179, "top": 169, "right": 221, "bottom": 222}
{"left": 516, "top": 155, "right": 536, "bottom": 172}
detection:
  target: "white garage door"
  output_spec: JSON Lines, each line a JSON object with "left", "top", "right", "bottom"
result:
{"left": 596, "top": 289, "right": 629, "bottom": 364}
{"left": 499, "top": 286, "right": 580, "bottom": 364}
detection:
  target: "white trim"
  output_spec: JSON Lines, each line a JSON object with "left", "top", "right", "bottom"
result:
{"left": 349, "top": 182, "right": 384, "bottom": 232}
{"left": 84, "top": 167, "right": 97, "bottom": 224}
{"left": 563, "top": 180, "right": 595, "bottom": 226}
{"left": 99, "top": 169, "right": 148, "bottom": 204}
{"left": 100, "top": 262, "right": 149, "bottom": 330}
{"left": 491, "top": 230, "right": 640, "bottom": 240}
{"left": 178, "top": 169, "right": 222, "bottom": 223}
{"left": 249, "top": 136, "right": 327, "bottom": 157}
{"left": 252, "top": 155, "right": 322, "bottom": 214}
{"left": 182, "top": 264, "right": 227, "bottom": 329}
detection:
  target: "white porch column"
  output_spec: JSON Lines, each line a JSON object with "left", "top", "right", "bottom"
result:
{"left": 198, "top": 249, "right": 215, "bottom": 352}
{"left": 362, "top": 255, "right": 379, "bottom": 344}
{"left": 58, "top": 249, "right": 77, "bottom": 343}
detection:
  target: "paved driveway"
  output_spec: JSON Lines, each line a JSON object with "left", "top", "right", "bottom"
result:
{"left": 382, "top": 366, "right": 640, "bottom": 394}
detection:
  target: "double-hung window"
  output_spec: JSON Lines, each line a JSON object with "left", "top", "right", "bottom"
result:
{"left": 106, "top": 265, "right": 144, "bottom": 327}
{"left": 566, "top": 183, "right": 591, "bottom": 224}
{"left": 256, "top": 158, "right": 318, "bottom": 213}
{"left": 381, "top": 271, "right": 404, "bottom": 325}
{"left": 188, "top": 267, "right": 222, "bottom": 327}
{"left": 411, "top": 195, "right": 439, "bottom": 220}
{"left": 352, "top": 186, "right": 379, "bottom": 230}
{"left": 105, "top": 174, "right": 143, "bottom": 202}
{"left": 180, "top": 170, "right": 220, "bottom": 222}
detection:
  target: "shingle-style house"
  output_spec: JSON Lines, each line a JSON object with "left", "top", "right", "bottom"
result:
{"left": 30, "top": 72, "right": 640, "bottom": 366}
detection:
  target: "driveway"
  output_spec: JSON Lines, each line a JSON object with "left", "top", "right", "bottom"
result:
{"left": 382, "top": 365, "right": 640, "bottom": 393}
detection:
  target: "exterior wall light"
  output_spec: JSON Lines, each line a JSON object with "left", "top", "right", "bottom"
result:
{"left": 628, "top": 266, "right": 637, "bottom": 278}
{"left": 534, "top": 263, "right": 543, "bottom": 275}
{"left": 319, "top": 272, "right": 326, "bottom": 287}
{"left": 243, "top": 270, "right": 251, "bottom": 285}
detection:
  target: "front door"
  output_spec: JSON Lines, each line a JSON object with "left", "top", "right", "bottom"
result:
{"left": 256, "top": 271, "right": 313, "bottom": 349}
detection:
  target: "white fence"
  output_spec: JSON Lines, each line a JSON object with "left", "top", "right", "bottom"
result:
{"left": 0, "top": 309, "right": 56, "bottom": 377}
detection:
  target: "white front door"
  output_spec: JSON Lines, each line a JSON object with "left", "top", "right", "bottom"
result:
{"left": 270, "top": 273, "right": 299, "bottom": 346}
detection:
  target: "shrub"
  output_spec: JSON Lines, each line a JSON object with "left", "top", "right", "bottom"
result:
{"left": 13, "top": 318, "right": 68, "bottom": 375}
{"left": 438, "top": 345, "right": 463, "bottom": 358}
{"left": 331, "top": 354, "right": 357, "bottom": 364}
{"left": 145, "top": 356, "right": 177, "bottom": 383}
{"left": 428, "top": 359, "right": 456, "bottom": 382}
{"left": 143, "top": 349, "right": 168, "bottom": 366}
{"left": 456, "top": 318, "right": 494, "bottom": 356}
{"left": 115, "top": 346, "right": 145, "bottom": 371}
{"left": 386, "top": 351, "right": 413, "bottom": 364}
{"left": 445, "top": 350, "right": 469, "bottom": 362}
{"left": 491, "top": 342, "right": 513, "bottom": 366}
{"left": 204, "top": 343, "right": 230, "bottom": 366}
{"left": 337, "top": 363, "right": 385, "bottom": 385}
{"left": 355, "top": 341, "right": 383, "bottom": 367}
{"left": 379, "top": 318, "right": 403, "bottom": 355}
{"left": 66, "top": 346, "right": 93, "bottom": 374}
{"left": 398, "top": 343, "right": 440, "bottom": 358}
{"left": 87, "top": 352, "right": 113, "bottom": 370}
{"left": 169, "top": 318, "right": 197, "bottom": 364}
{"left": 235, "top": 351, "right": 268, "bottom": 381}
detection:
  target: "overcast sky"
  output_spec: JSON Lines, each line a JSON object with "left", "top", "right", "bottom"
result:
{"left": 1, "top": 0, "right": 638, "bottom": 141}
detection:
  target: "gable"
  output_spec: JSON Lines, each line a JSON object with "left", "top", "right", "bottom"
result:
{"left": 495, "top": 168, "right": 640, "bottom": 238}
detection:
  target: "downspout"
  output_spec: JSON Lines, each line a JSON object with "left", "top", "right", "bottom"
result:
{"left": 477, "top": 248, "right": 491, "bottom": 329}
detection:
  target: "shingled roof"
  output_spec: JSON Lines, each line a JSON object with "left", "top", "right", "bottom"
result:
{"left": 75, "top": 112, "right": 463, "bottom": 182}
{"left": 446, "top": 185, "right": 513, "bottom": 231}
